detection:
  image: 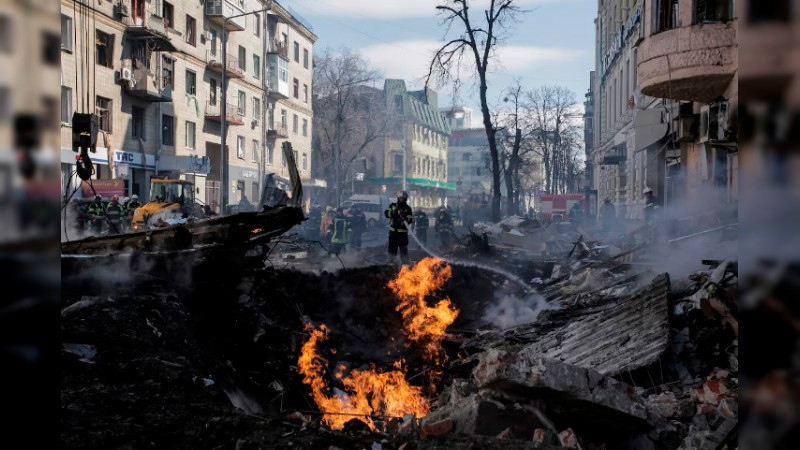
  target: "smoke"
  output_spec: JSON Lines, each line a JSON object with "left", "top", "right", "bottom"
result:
{"left": 482, "top": 292, "right": 555, "bottom": 330}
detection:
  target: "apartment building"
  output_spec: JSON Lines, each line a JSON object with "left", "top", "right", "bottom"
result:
{"left": 59, "top": 0, "right": 316, "bottom": 212}
{"left": 636, "top": 0, "right": 737, "bottom": 210}
{"left": 362, "top": 80, "right": 453, "bottom": 209}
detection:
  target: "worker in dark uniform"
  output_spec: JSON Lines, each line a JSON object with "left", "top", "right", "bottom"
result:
{"left": 327, "top": 207, "right": 351, "bottom": 256}
{"left": 105, "top": 194, "right": 125, "bottom": 234}
{"left": 412, "top": 209, "right": 429, "bottom": 247}
{"left": 87, "top": 195, "right": 105, "bottom": 235}
{"left": 435, "top": 206, "right": 455, "bottom": 250}
{"left": 384, "top": 190, "right": 413, "bottom": 264}
{"left": 347, "top": 205, "right": 367, "bottom": 251}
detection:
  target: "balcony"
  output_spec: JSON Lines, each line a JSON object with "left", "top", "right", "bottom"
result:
{"left": 121, "top": 64, "right": 172, "bottom": 102}
{"left": 120, "top": 1, "right": 174, "bottom": 51}
{"left": 266, "top": 38, "right": 288, "bottom": 59}
{"left": 205, "top": 0, "right": 246, "bottom": 32}
{"left": 267, "top": 120, "right": 289, "bottom": 138}
{"left": 266, "top": 55, "right": 289, "bottom": 99}
{"left": 601, "top": 143, "right": 626, "bottom": 165}
{"left": 205, "top": 51, "right": 245, "bottom": 79}
{"left": 205, "top": 102, "right": 244, "bottom": 125}
{"left": 637, "top": 20, "right": 737, "bottom": 103}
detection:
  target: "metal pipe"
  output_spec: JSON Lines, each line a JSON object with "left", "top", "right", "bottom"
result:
{"left": 221, "top": 2, "right": 272, "bottom": 214}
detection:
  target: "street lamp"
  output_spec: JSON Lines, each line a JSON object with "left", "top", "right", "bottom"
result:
{"left": 220, "top": 2, "right": 272, "bottom": 214}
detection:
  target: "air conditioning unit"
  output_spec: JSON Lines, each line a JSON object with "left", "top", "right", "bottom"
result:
{"left": 116, "top": 67, "right": 133, "bottom": 83}
{"left": 252, "top": 118, "right": 259, "bottom": 127}
{"left": 201, "top": 31, "right": 213, "bottom": 43}
{"left": 114, "top": 1, "right": 129, "bottom": 17}
{"left": 673, "top": 114, "right": 696, "bottom": 143}
{"left": 698, "top": 100, "right": 729, "bottom": 143}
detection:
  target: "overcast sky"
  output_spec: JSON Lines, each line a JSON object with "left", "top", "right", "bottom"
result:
{"left": 285, "top": 0, "right": 596, "bottom": 121}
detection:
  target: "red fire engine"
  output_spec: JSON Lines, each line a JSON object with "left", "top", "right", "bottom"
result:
{"left": 538, "top": 194, "right": 585, "bottom": 222}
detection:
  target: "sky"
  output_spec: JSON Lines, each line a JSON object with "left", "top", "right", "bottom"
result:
{"left": 283, "top": 0, "right": 597, "bottom": 121}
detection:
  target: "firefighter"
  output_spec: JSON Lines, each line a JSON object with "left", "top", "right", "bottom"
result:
{"left": 320, "top": 206, "right": 334, "bottom": 240}
{"left": 127, "top": 194, "right": 142, "bottom": 215}
{"left": 326, "top": 207, "right": 351, "bottom": 256}
{"left": 412, "top": 209, "right": 429, "bottom": 246}
{"left": 643, "top": 187, "right": 661, "bottom": 226}
{"left": 87, "top": 195, "right": 105, "bottom": 235}
{"left": 435, "top": 206, "right": 455, "bottom": 250}
{"left": 105, "top": 194, "right": 125, "bottom": 234}
{"left": 347, "top": 205, "right": 367, "bottom": 251}
{"left": 384, "top": 190, "right": 413, "bottom": 264}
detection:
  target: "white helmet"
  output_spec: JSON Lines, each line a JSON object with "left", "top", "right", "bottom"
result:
{"left": 131, "top": 194, "right": 139, "bottom": 200}
{"left": 643, "top": 187, "right": 652, "bottom": 195}
{"left": 123, "top": 196, "right": 130, "bottom": 203}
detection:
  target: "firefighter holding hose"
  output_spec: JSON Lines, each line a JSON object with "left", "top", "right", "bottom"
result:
{"left": 384, "top": 190, "right": 413, "bottom": 264}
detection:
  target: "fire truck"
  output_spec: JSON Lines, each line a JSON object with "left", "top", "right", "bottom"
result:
{"left": 538, "top": 194, "right": 585, "bottom": 223}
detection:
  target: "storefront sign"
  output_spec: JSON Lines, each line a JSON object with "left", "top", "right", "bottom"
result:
{"left": 113, "top": 150, "right": 156, "bottom": 169}
{"left": 81, "top": 179, "right": 124, "bottom": 198}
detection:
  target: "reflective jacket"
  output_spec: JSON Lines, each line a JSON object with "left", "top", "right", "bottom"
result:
{"left": 327, "top": 216, "right": 351, "bottom": 244}
{"left": 384, "top": 202, "right": 413, "bottom": 233}
{"left": 413, "top": 211, "right": 429, "bottom": 230}
{"left": 88, "top": 202, "right": 105, "bottom": 220}
{"left": 105, "top": 201, "right": 124, "bottom": 224}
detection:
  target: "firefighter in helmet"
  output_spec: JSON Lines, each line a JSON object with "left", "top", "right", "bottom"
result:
{"left": 384, "top": 190, "right": 413, "bottom": 263}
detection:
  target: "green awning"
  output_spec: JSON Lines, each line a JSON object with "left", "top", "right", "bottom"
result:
{"left": 368, "top": 177, "right": 456, "bottom": 190}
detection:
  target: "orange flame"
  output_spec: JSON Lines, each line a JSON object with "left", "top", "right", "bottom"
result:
{"left": 297, "top": 324, "right": 430, "bottom": 430}
{"left": 387, "top": 257, "right": 459, "bottom": 364}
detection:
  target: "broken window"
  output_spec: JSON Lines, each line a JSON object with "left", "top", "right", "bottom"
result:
{"left": 162, "top": 55, "right": 174, "bottom": 88}
{"left": 162, "top": 114, "right": 174, "bottom": 145}
{"left": 652, "top": 0, "right": 679, "bottom": 33}
{"left": 95, "top": 30, "right": 114, "bottom": 68}
{"left": 695, "top": 0, "right": 732, "bottom": 23}
{"left": 95, "top": 96, "right": 112, "bottom": 133}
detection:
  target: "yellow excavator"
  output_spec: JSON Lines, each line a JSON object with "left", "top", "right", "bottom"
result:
{"left": 131, "top": 179, "right": 196, "bottom": 231}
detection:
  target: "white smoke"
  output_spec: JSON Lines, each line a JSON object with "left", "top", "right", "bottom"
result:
{"left": 482, "top": 292, "right": 555, "bottom": 330}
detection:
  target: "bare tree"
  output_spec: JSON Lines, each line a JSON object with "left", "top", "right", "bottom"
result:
{"left": 312, "top": 48, "right": 387, "bottom": 205}
{"left": 526, "top": 86, "right": 581, "bottom": 194}
{"left": 427, "top": 0, "right": 523, "bottom": 223}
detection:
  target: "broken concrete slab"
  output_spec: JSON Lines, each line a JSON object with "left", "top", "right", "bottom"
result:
{"left": 472, "top": 349, "right": 650, "bottom": 436}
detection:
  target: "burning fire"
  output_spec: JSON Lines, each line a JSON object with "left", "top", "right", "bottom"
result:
{"left": 387, "top": 257, "right": 459, "bottom": 364}
{"left": 297, "top": 324, "right": 430, "bottom": 430}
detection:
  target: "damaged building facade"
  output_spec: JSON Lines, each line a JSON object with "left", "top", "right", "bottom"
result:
{"left": 362, "top": 80, "right": 454, "bottom": 209}
{"left": 59, "top": 0, "right": 319, "bottom": 210}
{"left": 588, "top": 0, "right": 738, "bottom": 220}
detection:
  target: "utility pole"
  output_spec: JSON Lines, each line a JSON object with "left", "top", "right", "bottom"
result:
{"left": 221, "top": 2, "right": 272, "bottom": 214}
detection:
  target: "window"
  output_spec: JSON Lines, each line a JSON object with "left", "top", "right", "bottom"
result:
{"left": 253, "top": 54, "right": 260, "bottom": 79}
{"left": 750, "top": 0, "right": 789, "bottom": 22}
{"left": 131, "top": 106, "right": 145, "bottom": 139}
{"left": 653, "top": 0, "right": 679, "bottom": 33}
{"left": 95, "top": 30, "right": 114, "bottom": 68}
{"left": 209, "top": 78, "right": 217, "bottom": 105}
{"left": 238, "top": 90, "right": 246, "bottom": 116}
{"left": 238, "top": 46, "right": 246, "bottom": 71}
{"left": 253, "top": 13, "right": 260, "bottom": 36}
{"left": 252, "top": 97, "right": 260, "bottom": 120}
{"left": 696, "top": 0, "right": 732, "bottom": 23}
{"left": 185, "top": 121, "right": 196, "bottom": 149}
{"left": 185, "top": 15, "right": 196, "bottom": 46}
{"left": 237, "top": 136, "right": 245, "bottom": 159}
{"left": 61, "top": 86, "right": 72, "bottom": 124}
{"left": 42, "top": 31, "right": 59, "bottom": 65}
{"left": 462, "top": 153, "right": 472, "bottom": 161}
{"left": 61, "top": 14, "right": 73, "bottom": 52}
{"left": 303, "top": 84, "right": 308, "bottom": 103}
{"left": 303, "top": 48, "right": 309, "bottom": 69}
{"left": 302, "top": 118, "right": 308, "bottom": 136}
{"left": 162, "top": 55, "right": 174, "bottom": 87}
{"left": 302, "top": 153, "right": 307, "bottom": 171}
{"left": 0, "top": 15, "right": 11, "bottom": 54}
{"left": 210, "top": 30, "right": 217, "bottom": 56}
{"left": 293, "top": 78, "right": 299, "bottom": 98}
{"left": 292, "top": 114, "right": 298, "bottom": 133}
{"left": 293, "top": 41, "right": 299, "bottom": 62}
{"left": 162, "top": 2, "right": 174, "bottom": 29}
{"left": 162, "top": 114, "right": 174, "bottom": 145}
{"left": 186, "top": 70, "right": 196, "bottom": 95}
{"left": 281, "top": 32, "right": 288, "bottom": 45}
{"left": 42, "top": 96, "right": 58, "bottom": 129}
{"left": 278, "top": 58, "right": 288, "bottom": 83}
{"left": 252, "top": 140, "right": 259, "bottom": 162}
{"left": 95, "top": 96, "right": 112, "bottom": 133}
{"left": 267, "top": 145, "right": 274, "bottom": 165}
{"left": 393, "top": 154, "right": 403, "bottom": 174}
{"left": 252, "top": 183, "right": 259, "bottom": 202}
{"left": 280, "top": 109, "right": 287, "bottom": 127}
